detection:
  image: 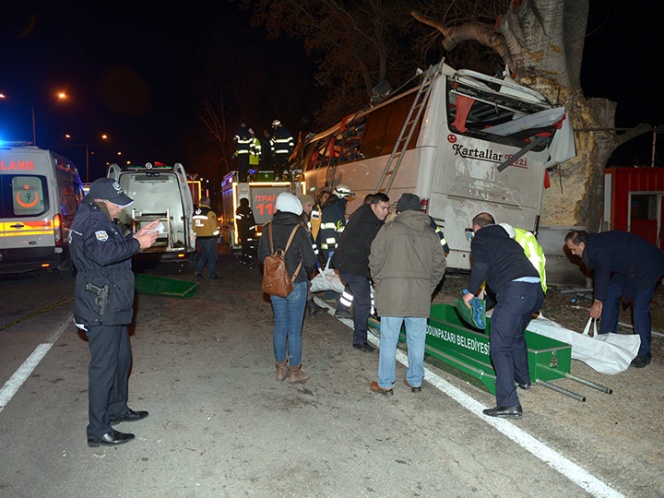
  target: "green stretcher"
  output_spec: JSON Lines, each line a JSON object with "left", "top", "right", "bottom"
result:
{"left": 134, "top": 273, "right": 200, "bottom": 298}
{"left": 369, "top": 303, "right": 612, "bottom": 401}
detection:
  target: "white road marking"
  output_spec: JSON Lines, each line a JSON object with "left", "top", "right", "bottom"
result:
{"left": 326, "top": 303, "right": 625, "bottom": 498}
{"left": 0, "top": 313, "right": 72, "bottom": 413}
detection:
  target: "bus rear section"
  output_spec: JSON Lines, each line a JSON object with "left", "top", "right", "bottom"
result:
{"left": 0, "top": 146, "right": 83, "bottom": 274}
{"left": 300, "top": 61, "right": 575, "bottom": 270}
{"left": 108, "top": 162, "right": 196, "bottom": 263}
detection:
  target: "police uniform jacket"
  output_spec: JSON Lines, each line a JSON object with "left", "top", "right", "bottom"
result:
{"left": 331, "top": 203, "right": 383, "bottom": 278}
{"left": 257, "top": 211, "right": 318, "bottom": 284}
{"left": 468, "top": 224, "right": 539, "bottom": 295}
{"left": 370, "top": 210, "right": 447, "bottom": 317}
{"left": 582, "top": 231, "right": 664, "bottom": 301}
{"left": 70, "top": 198, "right": 141, "bottom": 327}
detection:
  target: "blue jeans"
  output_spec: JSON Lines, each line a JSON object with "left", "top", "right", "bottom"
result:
{"left": 490, "top": 281, "right": 544, "bottom": 407}
{"left": 195, "top": 238, "right": 218, "bottom": 278}
{"left": 377, "top": 316, "right": 427, "bottom": 389}
{"left": 339, "top": 273, "right": 371, "bottom": 345}
{"left": 271, "top": 280, "right": 307, "bottom": 366}
{"left": 599, "top": 282, "right": 655, "bottom": 356}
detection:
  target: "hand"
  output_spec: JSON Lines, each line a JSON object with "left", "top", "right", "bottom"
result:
{"left": 134, "top": 221, "right": 160, "bottom": 250}
{"left": 462, "top": 292, "right": 474, "bottom": 309}
{"left": 590, "top": 300, "right": 603, "bottom": 319}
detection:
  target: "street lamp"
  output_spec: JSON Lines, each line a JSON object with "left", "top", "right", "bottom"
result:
{"left": 64, "top": 133, "right": 108, "bottom": 183}
{"left": 0, "top": 91, "right": 67, "bottom": 145}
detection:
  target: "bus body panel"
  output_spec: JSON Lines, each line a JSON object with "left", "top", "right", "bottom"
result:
{"left": 300, "top": 62, "right": 575, "bottom": 270}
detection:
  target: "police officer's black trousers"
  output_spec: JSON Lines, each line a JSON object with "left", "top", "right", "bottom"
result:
{"left": 85, "top": 323, "right": 131, "bottom": 438}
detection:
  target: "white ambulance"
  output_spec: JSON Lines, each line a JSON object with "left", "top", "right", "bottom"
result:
{"left": 0, "top": 144, "right": 84, "bottom": 273}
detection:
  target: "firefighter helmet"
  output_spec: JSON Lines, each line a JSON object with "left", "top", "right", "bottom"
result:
{"left": 272, "top": 119, "right": 282, "bottom": 129}
{"left": 333, "top": 184, "right": 354, "bottom": 198}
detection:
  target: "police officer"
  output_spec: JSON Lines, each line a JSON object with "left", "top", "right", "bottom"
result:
{"left": 70, "top": 178, "right": 159, "bottom": 447}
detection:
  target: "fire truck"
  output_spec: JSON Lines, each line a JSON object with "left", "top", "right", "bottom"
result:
{"left": 220, "top": 170, "right": 304, "bottom": 254}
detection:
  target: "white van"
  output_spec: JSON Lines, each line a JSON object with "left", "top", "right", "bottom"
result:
{"left": 107, "top": 162, "right": 196, "bottom": 262}
{"left": 0, "top": 145, "right": 84, "bottom": 273}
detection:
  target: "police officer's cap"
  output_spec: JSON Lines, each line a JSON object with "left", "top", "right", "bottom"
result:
{"left": 88, "top": 178, "right": 134, "bottom": 207}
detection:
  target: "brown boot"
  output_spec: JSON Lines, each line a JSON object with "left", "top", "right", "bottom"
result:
{"left": 275, "top": 360, "right": 288, "bottom": 381}
{"left": 287, "top": 364, "right": 310, "bottom": 383}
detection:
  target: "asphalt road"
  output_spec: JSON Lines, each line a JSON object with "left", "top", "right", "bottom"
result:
{"left": 0, "top": 256, "right": 661, "bottom": 498}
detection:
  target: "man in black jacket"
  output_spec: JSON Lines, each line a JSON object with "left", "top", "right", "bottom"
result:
{"left": 565, "top": 230, "right": 664, "bottom": 368}
{"left": 70, "top": 178, "right": 159, "bottom": 447}
{"left": 332, "top": 193, "right": 390, "bottom": 352}
{"left": 463, "top": 212, "right": 544, "bottom": 419}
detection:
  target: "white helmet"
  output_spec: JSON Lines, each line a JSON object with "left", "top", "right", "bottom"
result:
{"left": 333, "top": 184, "right": 354, "bottom": 198}
{"left": 272, "top": 119, "right": 282, "bottom": 129}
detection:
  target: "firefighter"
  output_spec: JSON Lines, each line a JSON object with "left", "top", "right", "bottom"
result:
{"left": 193, "top": 197, "right": 221, "bottom": 279}
{"left": 270, "top": 119, "right": 294, "bottom": 181}
{"left": 236, "top": 197, "right": 257, "bottom": 266}
{"left": 248, "top": 129, "right": 261, "bottom": 181}
{"left": 310, "top": 187, "right": 331, "bottom": 245}
{"left": 233, "top": 122, "right": 253, "bottom": 182}
{"left": 298, "top": 193, "right": 327, "bottom": 317}
{"left": 318, "top": 184, "right": 353, "bottom": 263}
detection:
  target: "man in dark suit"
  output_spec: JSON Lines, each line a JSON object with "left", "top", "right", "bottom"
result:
{"left": 565, "top": 230, "right": 664, "bottom": 368}
{"left": 464, "top": 212, "right": 544, "bottom": 419}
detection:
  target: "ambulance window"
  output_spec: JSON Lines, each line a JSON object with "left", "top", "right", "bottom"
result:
{"left": 8, "top": 175, "right": 48, "bottom": 217}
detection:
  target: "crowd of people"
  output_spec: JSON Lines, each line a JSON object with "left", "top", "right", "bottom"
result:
{"left": 71, "top": 174, "right": 663, "bottom": 447}
{"left": 255, "top": 184, "right": 663, "bottom": 421}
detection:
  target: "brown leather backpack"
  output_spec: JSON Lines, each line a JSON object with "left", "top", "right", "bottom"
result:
{"left": 261, "top": 223, "right": 302, "bottom": 297}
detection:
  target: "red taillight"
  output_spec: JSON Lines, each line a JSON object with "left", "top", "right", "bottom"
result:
{"left": 53, "top": 214, "right": 63, "bottom": 247}
{"left": 420, "top": 197, "right": 429, "bottom": 213}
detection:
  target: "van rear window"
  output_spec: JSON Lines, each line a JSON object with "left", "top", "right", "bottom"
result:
{"left": 0, "top": 175, "right": 49, "bottom": 218}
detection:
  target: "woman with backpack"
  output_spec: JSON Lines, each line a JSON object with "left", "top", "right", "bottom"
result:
{"left": 258, "top": 193, "right": 318, "bottom": 383}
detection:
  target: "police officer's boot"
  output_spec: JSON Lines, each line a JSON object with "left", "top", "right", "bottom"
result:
{"left": 306, "top": 299, "right": 326, "bottom": 317}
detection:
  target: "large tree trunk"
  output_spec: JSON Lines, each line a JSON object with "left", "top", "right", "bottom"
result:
{"left": 414, "top": 0, "right": 627, "bottom": 231}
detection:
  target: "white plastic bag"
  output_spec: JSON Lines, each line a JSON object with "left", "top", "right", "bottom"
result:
{"left": 527, "top": 315, "right": 640, "bottom": 375}
{"left": 309, "top": 260, "right": 345, "bottom": 294}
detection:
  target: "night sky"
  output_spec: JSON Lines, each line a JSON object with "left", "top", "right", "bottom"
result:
{"left": 0, "top": 0, "right": 660, "bottom": 182}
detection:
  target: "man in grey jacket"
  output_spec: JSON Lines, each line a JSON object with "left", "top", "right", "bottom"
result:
{"left": 368, "top": 194, "right": 447, "bottom": 396}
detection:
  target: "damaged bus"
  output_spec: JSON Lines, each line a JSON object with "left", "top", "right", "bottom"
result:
{"left": 299, "top": 60, "right": 575, "bottom": 270}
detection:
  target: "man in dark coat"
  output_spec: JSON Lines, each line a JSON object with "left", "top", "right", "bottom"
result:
{"left": 332, "top": 192, "right": 390, "bottom": 352}
{"left": 70, "top": 178, "right": 159, "bottom": 447}
{"left": 464, "top": 212, "right": 544, "bottom": 419}
{"left": 565, "top": 230, "right": 664, "bottom": 368}
{"left": 369, "top": 194, "right": 447, "bottom": 396}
